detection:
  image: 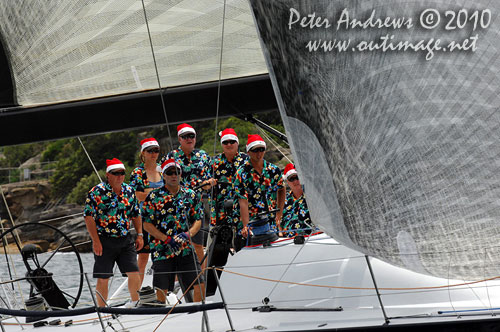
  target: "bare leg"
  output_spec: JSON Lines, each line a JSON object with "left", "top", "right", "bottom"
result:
{"left": 96, "top": 278, "right": 109, "bottom": 307}
{"left": 156, "top": 289, "right": 167, "bottom": 303}
{"left": 137, "top": 252, "right": 149, "bottom": 286}
{"left": 193, "top": 243, "right": 206, "bottom": 270}
{"left": 126, "top": 271, "right": 141, "bottom": 302}
{"left": 192, "top": 282, "right": 205, "bottom": 302}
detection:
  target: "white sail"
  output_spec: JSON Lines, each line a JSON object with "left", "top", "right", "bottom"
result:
{"left": 249, "top": 0, "right": 500, "bottom": 279}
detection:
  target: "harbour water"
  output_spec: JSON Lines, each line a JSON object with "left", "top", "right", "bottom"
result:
{"left": 0, "top": 252, "right": 132, "bottom": 308}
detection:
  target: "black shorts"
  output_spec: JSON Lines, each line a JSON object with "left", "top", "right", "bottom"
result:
{"left": 190, "top": 197, "right": 209, "bottom": 246}
{"left": 93, "top": 234, "right": 139, "bottom": 279}
{"left": 152, "top": 252, "right": 205, "bottom": 291}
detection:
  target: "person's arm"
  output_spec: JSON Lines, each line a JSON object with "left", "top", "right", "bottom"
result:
{"left": 135, "top": 188, "right": 153, "bottom": 202}
{"left": 84, "top": 216, "right": 102, "bottom": 256}
{"left": 143, "top": 223, "right": 168, "bottom": 242}
{"left": 276, "top": 187, "right": 286, "bottom": 230}
{"left": 131, "top": 216, "right": 144, "bottom": 250}
{"left": 188, "top": 219, "right": 201, "bottom": 237}
{"left": 239, "top": 198, "right": 250, "bottom": 237}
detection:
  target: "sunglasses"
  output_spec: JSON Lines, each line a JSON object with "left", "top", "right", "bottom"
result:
{"left": 164, "top": 169, "right": 180, "bottom": 176}
{"left": 145, "top": 148, "right": 160, "bottom": 154}
{"left": 180, "top": 133, "right": 196, "bottom": 140}
{"left": 110, "top": 170, "right": 125, "bottom": 176}
{"left": 249, "top": 147, "right": 265, "bottom": 153}
{"left": 222, "top": 140, "right": 237, "bottom": 145}
{"left": 288, "top": 175, "right": 299, "bottom": 182}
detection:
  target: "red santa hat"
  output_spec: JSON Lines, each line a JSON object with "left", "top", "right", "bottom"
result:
{"left": 177, "top": 123, "right": 196, "bottom": 136}
{"left": 160, "top": 158, "right": 181, "bottom": 174}
{"left": 106, "top": 158, "right": 125, "bottom": 173}
{"left": 246, "top": 134, "right": 266, "bottom": 152}
{"left": 140, "top": 137, "right": 159, "bottom": 152}
{"left": 283, "top": 163, "right": 298, "bottom": 180}
{"left": 219, "top": 128, "right": 239, "bottom": 144}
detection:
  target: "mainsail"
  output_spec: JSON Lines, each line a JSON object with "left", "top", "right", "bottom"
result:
{"left": 249, "top": 0, "right": 500, "bottom": 279}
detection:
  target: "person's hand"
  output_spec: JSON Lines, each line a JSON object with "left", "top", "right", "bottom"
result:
{"left": 165, "top": 235, "right": 181, "bottom": 252}
{"left": 93, "top": 239, "right": 103, "bottom": 256}
{"left": 135, "top": 235, "right": 144, "bottom": 251}
{"left": 241, "top": 225, "right": 251, "bottom": 238}
{"left": 174, "top": 232, "right": 190, "bottom": 243}
{"left": 200, "top": 178, "right": 217, "bottom": 189}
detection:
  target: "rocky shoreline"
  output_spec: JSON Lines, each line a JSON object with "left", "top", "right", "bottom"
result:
{"left": 1, "top": 181, "right": 92, "bottom": 253}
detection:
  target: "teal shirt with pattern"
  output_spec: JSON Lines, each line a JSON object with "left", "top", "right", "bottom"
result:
{"left": 210, "top": 152, "right": 249, "bottom": 226}
{"left": 233, "top": 160, "right": 284, "bottom": 223}
{"left": 281, "top": 191, "right": 313, "bottom": 237}
{"left": 129, "top": 163, "right": 162, "bottom": 192}
{"left": 161, "top": 148, "right": 211, "bottom": 190}
{"left": 142, "top": 186, "right": 203, "bottom": 261}
{"left": 83, "top": 182, "right": 140, "bottom": 237}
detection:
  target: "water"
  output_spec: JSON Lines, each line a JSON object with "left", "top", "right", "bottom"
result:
{"left": 0, "top": 252, "right": 131, "bottom": 309}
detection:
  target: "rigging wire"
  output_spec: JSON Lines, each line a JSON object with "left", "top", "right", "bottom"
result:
{"left": 0, "top": 187, "right": 25, "bottom": 305}
{"left": 140, "top": 0, "right": 175, "bottom": 153}
{"left": 78, "top": 137, "right": 102, "bottom": 183}
{"left": 256, "top": 126, "right": 292, "bottom": 164}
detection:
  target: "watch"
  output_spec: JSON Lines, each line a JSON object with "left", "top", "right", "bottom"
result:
{"left": 137, "top": 233, "right": 143, "bottom": 237}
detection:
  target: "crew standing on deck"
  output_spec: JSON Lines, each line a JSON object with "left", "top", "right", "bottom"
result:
{"left": 142, "top": 159, "right": 205, "bottom": 303}
{"left": 83, "top": 158, "right": 143, "bottom": 307}
{"left": 162, "top": 123, "right": 215, "bottom": 267}
{"left": 129, "top": 138, "right": 163, "bottom": 286}
{"left": 281, "top": 163, "right": 314, "bottom": 237}
{"left": 233, "top": 134, "right": 286, "bottom": 238}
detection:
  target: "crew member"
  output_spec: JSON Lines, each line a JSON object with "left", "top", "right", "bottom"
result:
{"left": 281, "top": 163, "right": 314, "bottom": 237}
{"left": 142, "top": 159, "right": 205, "bottom": 302}
{"left": 233, "top": 134, "right": 286, "bottom": 238}
{"left": 83, "top": 158, "right": 143, "bottom": 307}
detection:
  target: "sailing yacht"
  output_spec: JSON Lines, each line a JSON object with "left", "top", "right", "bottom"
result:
{"left": 1, "top": 0, "right": 500, "bottom": 331}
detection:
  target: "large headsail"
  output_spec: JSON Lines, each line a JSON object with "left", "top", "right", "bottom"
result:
{"left": 249, "top": 0, "right": 500, "bottom": 279}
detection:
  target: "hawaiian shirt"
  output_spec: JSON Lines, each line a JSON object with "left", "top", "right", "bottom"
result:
{"left": 142, "top": 186, "right": 203, "bottom": 261}
{"left": 161, "top": 148, "right": 211, "bottom": 190}
{"left": 209, "top": 152, "right": 249, "bottom": 226}
{"left": 281, "top": 191, "right": 313, "bottom": 237}
{"left": 233, "top": 160, "right": 284, "bottom": 225}
{"left": 129, "top": 163, "right": 162, "bottom": 192}
{"left": 83, "top": 182, "right": 140, "bottom": 237}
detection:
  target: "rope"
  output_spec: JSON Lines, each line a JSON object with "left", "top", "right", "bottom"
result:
{"left": 257, "top": 127, "right": 292, "bottom": 163}
{"left": 213, "top": 267, "right": 500, "bottom": 292}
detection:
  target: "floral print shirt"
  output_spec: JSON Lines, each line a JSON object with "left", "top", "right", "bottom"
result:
{"left": 281, "top": 191, "right": 313, "bottom": 237}
{"left": 209, "top": 152, "right": 249, "bottom": 226}
{"left": 233, "top": 160, "right": 284, "bottom": 224}
{"left": 161, "top": 148, "right": 211, "bottom": 190}
{"left": 129, "top": 163, "right": 163, "bottom": 193}
{"left": 83, "top": 182, "right": 140, "bottom": 238}
{"left": 142, "top": 186, "right": 203, "bottom": 261}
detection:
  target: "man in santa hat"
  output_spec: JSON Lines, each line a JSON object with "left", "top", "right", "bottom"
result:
{"left": 233, "top": 134, "right": 286, "bottom": 238}
{"left": 161, "top": 123, "right": 215, "bottom": 268}
{"left": 281, "top": 163, "right": 314, "bottom": 237}
{"left": 205, "top": 128, "right": 249, "bottom": 295}
{"left": 142, "top": 159, "right": 205, "bottom": 302}
{"left": 84, "top": 158, "right": 143, "bottom": 307}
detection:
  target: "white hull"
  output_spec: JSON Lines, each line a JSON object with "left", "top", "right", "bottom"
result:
{"left": 2, "top": 233, "right": 500, "bottom": 331}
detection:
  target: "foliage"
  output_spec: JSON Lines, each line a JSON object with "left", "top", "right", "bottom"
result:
{"left": 41, "top": 140, "right": 67, "bottom": 162}
{"left": 1, "top": 143, "right": 46, "bottom": 167}
{"left": 49, "top": 131, "right": 139, "bottom": 198}
{"left": 66, "top": 170, "right": 106, "bottom": 205}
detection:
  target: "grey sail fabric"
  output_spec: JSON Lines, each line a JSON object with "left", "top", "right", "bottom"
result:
{"left": 0, "top": 0, "right": 267, "bottom": 107}
{"left": 249, "top": 0, "right": 500, "bottom": 279}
